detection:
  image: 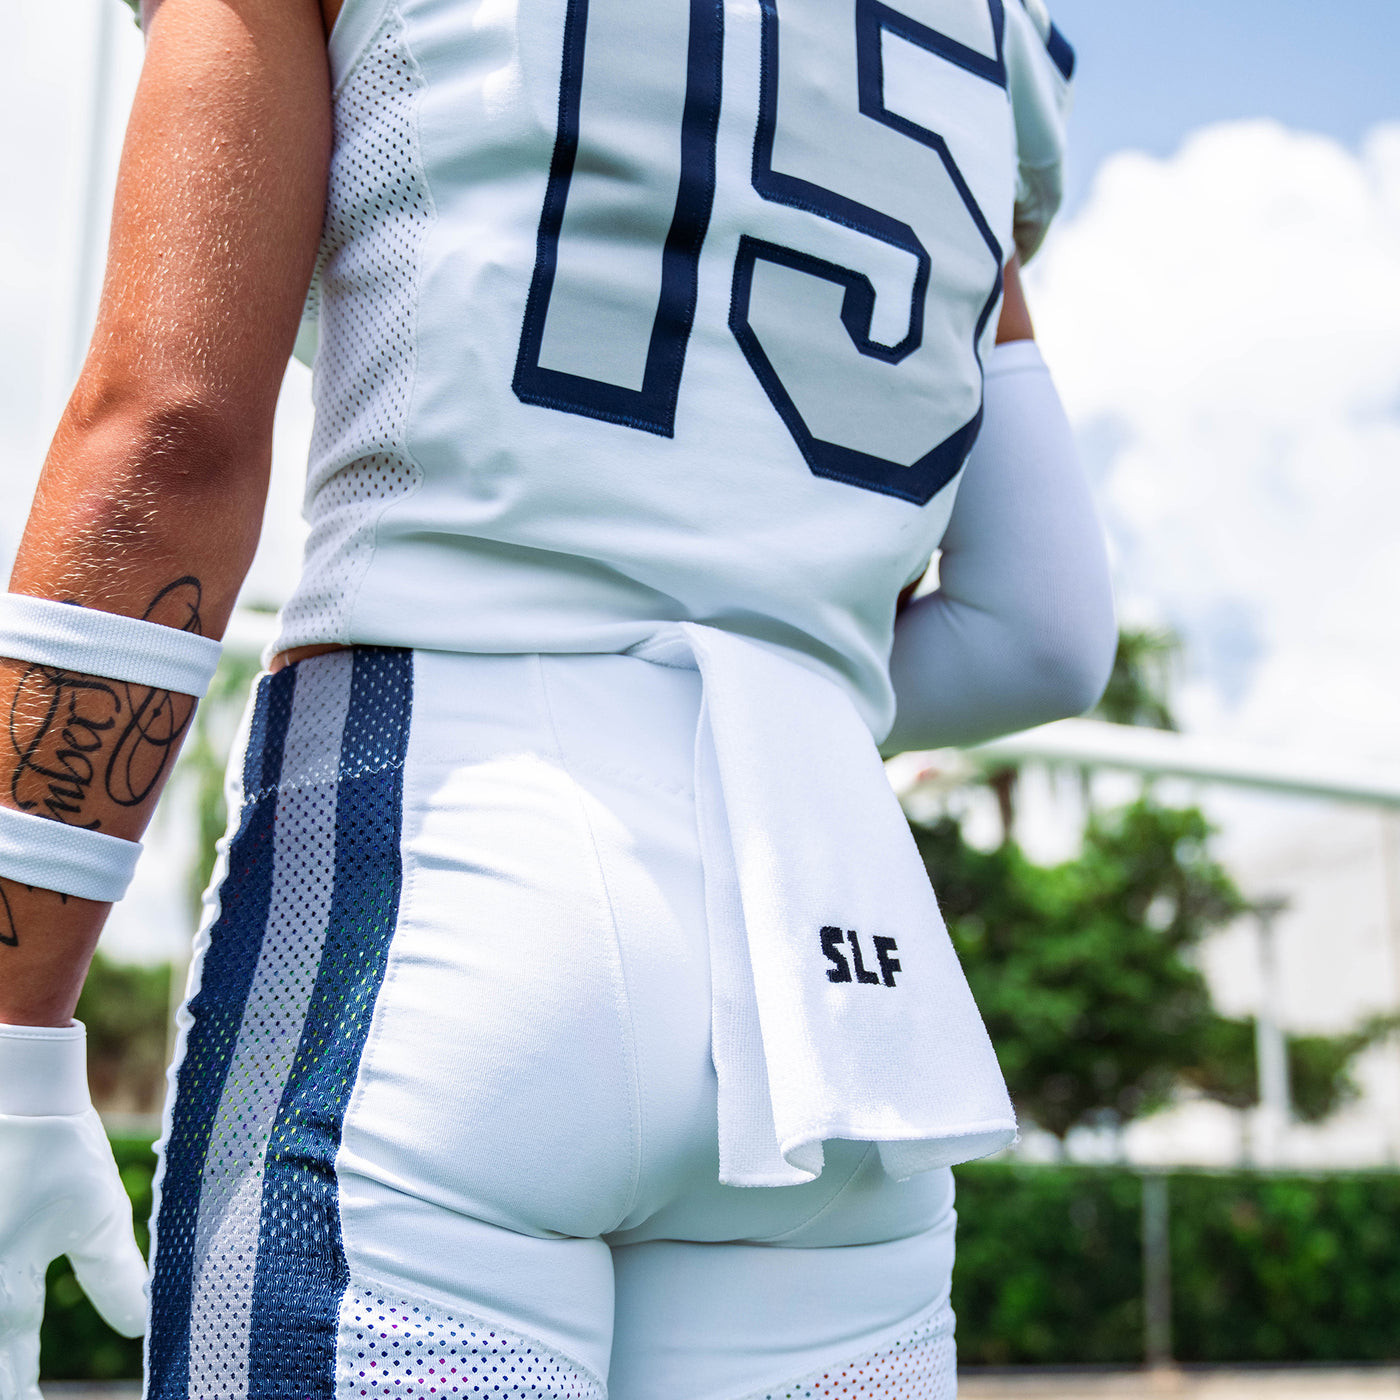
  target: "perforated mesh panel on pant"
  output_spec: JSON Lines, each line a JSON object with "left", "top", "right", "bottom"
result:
{"left": 338, "top": 1286, "right": 606, "bottom": 1399}
{"left": 278, "top": 10, "right": 432, "bottom": 651}
{"left": 184, "top": 655, "right": 354, "bottom": 1394}
{"left": 148, "top": 650, "right": 414, "bottom": 1399}
{"left": 738, "top": 1301, "right": 956, "bottom": 1400}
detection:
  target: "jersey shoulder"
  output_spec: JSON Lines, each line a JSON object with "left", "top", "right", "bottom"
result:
{"left": 1003, "top": 0, "right": 1076, "bottom": 262}
{"left": 1011, "top": 0, "right": 1075, "bottom": 82}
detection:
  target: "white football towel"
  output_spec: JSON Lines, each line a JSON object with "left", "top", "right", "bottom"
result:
{"left": 630, "top": 623, "right": 1016, "bottom": 1188}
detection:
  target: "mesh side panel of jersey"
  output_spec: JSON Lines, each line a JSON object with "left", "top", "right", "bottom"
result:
{"left": 279, "top": 12, "right": 432, "bottom": 650}
{"left": 737, "top": 1301, "right": 956, "bottom": 1400}
{"left": 337, "top": 1285, "right": 606, "bottom": 1399}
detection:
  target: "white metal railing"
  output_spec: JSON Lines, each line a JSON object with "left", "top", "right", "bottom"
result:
{"left": 900, "top": 717, "right": 1400, "bottom": 810}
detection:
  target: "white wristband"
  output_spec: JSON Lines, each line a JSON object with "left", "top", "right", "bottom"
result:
{"left": 0, "top": 804, "right": 141, "bottom": 903}
{"left": 0, "top": 1020, "right": 90, "bottom": 1116}
{"left": 0, "top": 592, "right": 222, "bottom": 697}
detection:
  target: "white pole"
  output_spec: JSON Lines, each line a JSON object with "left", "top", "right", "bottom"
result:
{"left": 1253, "top": 896, "right": 1292, "bottom": 1167}
{"left": 1140, "top": 1172, "right": 1172, "bottom": 1369}
{"left": 889, "top": 719, "right": 1400, "bottom": 811}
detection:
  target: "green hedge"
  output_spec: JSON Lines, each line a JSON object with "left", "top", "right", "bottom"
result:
{"left": 953, "top": 1161, "right": 1400, "bottom": 1366}
{"left": 39, "top": 1141, "right": 1400, "bottom": 1378}
{"left": 952, "top": 1161, "right": 1145, "bottom": 1364}
{"left": 1169, "top": 1171, "right": 1400, "bottom": 1362}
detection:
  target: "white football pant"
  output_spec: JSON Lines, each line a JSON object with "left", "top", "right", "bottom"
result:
{"left": 148, "top": 648, "right": 958, "bottom": 1399}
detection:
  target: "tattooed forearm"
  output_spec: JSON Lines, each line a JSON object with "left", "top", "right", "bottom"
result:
{"left": 106, "top": 680, "right": 196, "bottom": 807}
{"left": 0, "top": 578, "right": 203, "bottom": 959}
{"left": 7, "top": 576, "right": 204, "bottom": 831}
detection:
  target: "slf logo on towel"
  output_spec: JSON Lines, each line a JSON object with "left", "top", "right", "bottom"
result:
{"left": 820, "top": 927, "right": 901, "bottom": 987}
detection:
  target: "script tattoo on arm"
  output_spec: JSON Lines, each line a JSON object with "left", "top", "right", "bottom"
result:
{"left": 2, "top": 578, "right": 205, "bottom": 947}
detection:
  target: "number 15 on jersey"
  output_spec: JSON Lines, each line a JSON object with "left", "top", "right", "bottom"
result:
{"left": 514, "top": 0, "right": 1014, "bottom": 506}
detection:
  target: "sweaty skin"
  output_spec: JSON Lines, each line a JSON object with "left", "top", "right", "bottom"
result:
{"left": 994, "top": 256, "right": 1035, "bottom": 345}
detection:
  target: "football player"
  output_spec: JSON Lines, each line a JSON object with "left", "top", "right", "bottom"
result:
{"left": 0, "top": 0, "right": 1112, "bottom": 1395}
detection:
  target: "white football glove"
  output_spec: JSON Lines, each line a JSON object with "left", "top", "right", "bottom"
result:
{"left": 0, "top": 1024, "right": 147, "bottom": 1400}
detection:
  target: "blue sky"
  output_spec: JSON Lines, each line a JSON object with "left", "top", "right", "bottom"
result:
{"left": 1048, "top": 0, "right": 1400, "bottom": 209}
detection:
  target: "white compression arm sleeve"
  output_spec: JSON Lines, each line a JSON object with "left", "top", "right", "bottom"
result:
{"left": 882, "top": 340, "right": 1116, "bottom": 755}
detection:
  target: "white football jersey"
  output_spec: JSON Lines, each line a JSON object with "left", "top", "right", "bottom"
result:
{"left": 279, "top": 0, "right": 1074, "bottom": 737}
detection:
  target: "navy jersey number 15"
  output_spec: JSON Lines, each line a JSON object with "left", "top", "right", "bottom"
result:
{"left": 512, "top": 0, "right": 1010, "bottom": 506}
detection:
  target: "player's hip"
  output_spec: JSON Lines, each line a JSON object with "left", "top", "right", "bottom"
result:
{"left": 171, "top": 646, "right": 711, "bottom": 1214}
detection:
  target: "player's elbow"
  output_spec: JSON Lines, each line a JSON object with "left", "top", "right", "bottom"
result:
{"left": 62, "top": 371, "right": 268, "bottom": 502}
{"left": 39, "top": 374, "right": 271, "bottom": 577}
{"left": 1014, "top": 599, "right": 1118, "bottom": 727}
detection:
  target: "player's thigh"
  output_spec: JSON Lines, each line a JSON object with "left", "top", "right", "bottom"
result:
{"left": 609, "top": 1165, "right": 958, "bottom": 1400}
{"left": 332, "top": 1190, "right": 614, "bottom": 1399}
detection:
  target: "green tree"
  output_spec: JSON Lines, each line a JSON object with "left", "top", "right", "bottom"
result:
{"left": 1287, "top": 1023, "right": 1396, "bottom": 1122}
{"left": 920, "top": 801, "right": 1392, "bottom": 1139}
{"left": 1184, "top": 1012, "right": 1400, "bottom": 1124}
{"left": 918, "top": 799, "right": 1247, "bottom": 1139}
{"left": 1181, "top": 1014, "right": 1257, "bottom": 1111}
{"left": 1092, "top": 625, "right": 1180, "bottom": 731}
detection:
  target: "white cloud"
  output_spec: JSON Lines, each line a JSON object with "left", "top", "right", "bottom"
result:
{"left": 1028, "top": 120, "right": 1400, "bottom": 762}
